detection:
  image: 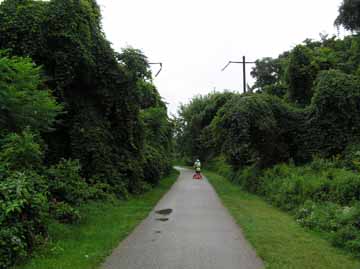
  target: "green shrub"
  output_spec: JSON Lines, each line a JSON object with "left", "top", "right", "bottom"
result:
{"left": 331, "top": 173, "right": 360, "bottom": 205}
{"left": 176, "top": 91, "right": 235, "bottom": 162}
{"left": 213, "top": 94, "right": 281, "bottom": 168}
{"left": 296, "top": 201, "right": 341, "bottom": 232}
{"left": 219, "top": 157, "right": 360, "bottom": 256}
{"left": 0, "top": 130, "right": 43, "bottom": 172}
{"left": 143, "top": 144, "right": 170, "bottom": 186}
{"left": 46, "top": 159, "right": 90, "bottom": 206}
{"left": 307, "top": 70, "right": 360, "bottom": 157}
{"left": 0, "top": 226, "right": 27, "bottom": 269}
{"left": 344, "top": 142, "right": 360, "bottom": 171}
{"left": 333, "top": 204, "right": 360, "bottom": 255}
{"left": 296, "top": 201, "right": 360, "bottom": 255}
{"left": 333, "top": 225, "right": 360, "bottom": 255}
{"left": 143, "top": 145, "right": 164, "bottom": 185}
{"left": 86, "top": 182, "right": 113, "bottom": 201}
{"left": 0, "top": 171, "right": 48, "bottom": 268}
{"left": 50, "top": 202, "right": 81, "bottom": 224}
{"left": 233, "top": 165, "right": 263, "bottom": 194}
{"left": 212, "top": 94, "right": 304, "bottom": 169}
{"left": 206, "top": 156, "right": 233, "bottom": 179}
{"left": 262, "top": 84, "right": 288, "bottom": 98}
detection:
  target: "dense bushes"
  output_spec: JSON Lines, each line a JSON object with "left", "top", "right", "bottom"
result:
{"left": 0, "top": 171, "right": 48, "bottom": 269}
{"left": 297, "top": 200, "right": 360, "bottom": 255}
{"left": 140, "top": 81, "right": 173, "bottom": 185}
{"left": 0, "top": 131, "right": 48, "bottom": 268}
{"left": 207, "top": 157, "right": 360, "bottom": 256}
{"left": 0, "top": 126, "right": 93, "bottom": 266}
{"left": 46, "top": 159, "right": 93, "bottom": 205}
{"left": 0, "top": 131, "right": 44, "bottom": 172}
{"left": 212, "top": 94, "right": 304, "bottom": 168}
{"left": 175, "top": 92, "right": 235, "bottom": 163}
{"left": 307, "top": 70, "right": 360, "bottom": 157}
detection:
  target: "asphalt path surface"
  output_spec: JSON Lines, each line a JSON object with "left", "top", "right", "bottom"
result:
{"left": 101, "top": 167, "right": 264, "bottom": 269}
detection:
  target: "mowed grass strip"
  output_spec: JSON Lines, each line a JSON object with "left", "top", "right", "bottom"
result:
{"left": 15, "top": 170, "right": 179, "bottom": 269}
{"left": 205, "top": 171, "right": 360, "bottom": 269}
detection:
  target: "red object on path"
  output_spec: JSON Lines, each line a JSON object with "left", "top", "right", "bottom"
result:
{"left": 193, "top": 173, "right": 203, "bottom": 180}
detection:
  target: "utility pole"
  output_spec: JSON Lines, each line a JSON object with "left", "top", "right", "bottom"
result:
{"left": 149, "top": 62, "right": 163, "bottom": 77}
{"left": 221, "top": 56, "right": 256, "bottom": 93}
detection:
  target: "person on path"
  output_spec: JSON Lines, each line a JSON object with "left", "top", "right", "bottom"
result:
{"left": 194, "top": 159, "right": 201, "bottom": 172}
{"left": 193, "top": 159, "right": 202, "bottom": 179}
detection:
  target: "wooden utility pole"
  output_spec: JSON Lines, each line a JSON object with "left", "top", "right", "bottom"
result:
{"left": 221, "top": 56, "right": 256, "bottom": 93}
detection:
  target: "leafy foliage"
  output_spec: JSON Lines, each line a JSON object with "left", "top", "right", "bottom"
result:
{"left": 0, "top": 171, "right": 48, "bottom": 268}
{"left": 176, "top": 91, "right": 235, "bottom": 163}
{"left": 0, "top": 52, "right": 62, "bottom": 133}
{"left": 297, "top": 201, "right": 360, "bottom": 255}
{"left": 0, "top": 0, "right": 146, "bottom": 194}
{"left": 209, "top": 157, "right": 360, "bottom": 256}
{"left": 335, "top": 0, "right": 360, "bottom": 32}
{"left": 307, "top": 70, "right": 360, "bottom": 157}
{"left": 212, "top": 93, "right": 308, "bottom": 168}
{"left": 46, "top": 159, "right": 90, "bottom": 205}
{"left": 286, "top": 45, "right": 319, "bottom": 106}
{"left": 0, "top": 130, "right": 43, "bottom": 172}
{"left": 251, "top": 57, "right": 283, "bottom": 92}
{"left": 140, "top": 91, "right": 173, "bottom": 185}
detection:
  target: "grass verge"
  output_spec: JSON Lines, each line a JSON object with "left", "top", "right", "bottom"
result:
{"left": 14, "top": 170, "right": 179, "bottom": 269}
{"left": 205, "top": 170, "right": 360, "bottom": 269}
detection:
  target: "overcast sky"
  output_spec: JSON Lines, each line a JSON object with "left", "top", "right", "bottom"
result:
{"left": 97, "top": 0, "right": 346, "bottom": 114}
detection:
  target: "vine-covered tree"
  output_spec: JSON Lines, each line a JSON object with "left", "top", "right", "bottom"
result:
{"left": 335, "top": 0, "right": 360, "bottom": 32}
{"left": 0, "top": 0, "right": 148, "bottom": 194}
{"left": 286, "top": 45, "right": 319, "bottom": 106}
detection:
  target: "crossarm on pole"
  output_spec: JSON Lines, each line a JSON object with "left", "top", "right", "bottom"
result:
{"left": 149, "top": 62, "right": 163, "bottom": 77}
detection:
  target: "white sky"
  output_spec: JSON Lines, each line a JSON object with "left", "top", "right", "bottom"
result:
{"left": 0, "top": 0, "right": 348, "bottom": 114}
{"left": 52, "top": 0, "right": 348, "bottom": 114}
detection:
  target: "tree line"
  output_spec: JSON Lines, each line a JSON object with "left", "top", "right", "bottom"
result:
{"left": 0, "top": 0, "right": 172, "bottom": 267}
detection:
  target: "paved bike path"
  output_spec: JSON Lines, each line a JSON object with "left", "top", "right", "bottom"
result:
{"left": 101, "top": 167, "right": 263, "bottom": 269}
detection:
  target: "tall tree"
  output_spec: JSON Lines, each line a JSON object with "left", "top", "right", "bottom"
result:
{"left": 0, "top": 0, "right": 146, "bottom": 194}
{"left": 286, "top": 45, "right": 319, "bottom": 106}
{"left": 335, "top": 0, "right": 360, "bottom": 32}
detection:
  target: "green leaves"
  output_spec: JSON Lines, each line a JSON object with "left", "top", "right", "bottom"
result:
{"left": 335, "top": 0, "right": 360, "bottom": 32}
{"left": 0, "top": 130, "right": 43, "bottom": 172}
{"left": 176, "top": 91, "right": 235, "bottom": 163}
{"left": 213, "top": 94, "right": 295, "bottom": 168}
{"left": 0, "top": 171, "right": 49, "bottom": 268}
{"left": 0, "top": 53, "right": 62, "bottom": 133}
{"left": 286, "top": 45, "right": 319, "bottom": 106}
{"left": 307, "top": 70, "right": 360, "bottom": 157}
{"left": 117, "top": 47, "right": 151, "bottom": 80}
